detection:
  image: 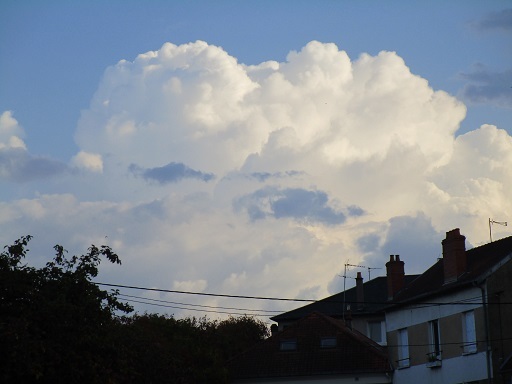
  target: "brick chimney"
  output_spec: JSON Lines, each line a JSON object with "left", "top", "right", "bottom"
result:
{"left": 356, "top": 272, "right": 364, "bottom": 310}
{"left": 442, "top": 228, "right": 466, "bottom": 284}
{"left": 386, "top": 255, "right": 405, "bottom": 300}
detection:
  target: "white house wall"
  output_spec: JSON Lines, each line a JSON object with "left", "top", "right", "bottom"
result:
{"left": 392, "top": 350, "right": 488, "bottom": 384}
{"left": 234, "top": 374, "right": 392, "bottom": 384}
{"left": 386, "top": 286, "right": 483, "bottom": 332}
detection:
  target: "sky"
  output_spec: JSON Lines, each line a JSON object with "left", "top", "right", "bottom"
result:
{"left": 1, "top": 1, "right": 511, "bottom": 320}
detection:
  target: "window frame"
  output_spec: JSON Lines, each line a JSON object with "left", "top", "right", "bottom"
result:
{"left": 428, "top": 319, "right": 442, "bottom": 360}
{"left": 462, "top": 310, "right": 477, "bottom": 354}
{"left": 320, "top": 337, "right": 337, "bottom": 349}
{"left": 397, "top": 328, "right": 410, "bottom": 368}
{"left": 280, "top": 339, "right": 297, "bottom": 351}
{"left": 368, "top": 320, "right": 387, "bottom": 346}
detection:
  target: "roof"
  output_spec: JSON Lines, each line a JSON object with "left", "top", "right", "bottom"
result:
{"left": 228, "top": 312, "right": 392, "bottom": 381}
{"left": 271, "top": 275, "right": 419, "bottom": 323}
{"left": 391, "top": 235, "right": 512, "bottom": 305}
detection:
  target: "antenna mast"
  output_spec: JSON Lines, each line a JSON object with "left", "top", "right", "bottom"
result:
{"left": 341, "top": 262, "right": 380, "bottom": 319}
{"left": 342, "top": 262, "right": 365, "bottom": 319}
{"left": 368, "top": 266, "right": 382, "bottom": 281}
{"left": 489, "top": 218, "right": 508, "bottom": 242}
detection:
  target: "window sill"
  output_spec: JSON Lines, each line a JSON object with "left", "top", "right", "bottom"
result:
{"left": 462, "top": 350, "right": 477, "bottom": 356}
{"left": 426, "top": 360, "right": 442, "bottom": 368}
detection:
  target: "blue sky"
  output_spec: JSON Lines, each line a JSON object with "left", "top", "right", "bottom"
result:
{"left": 1, "top": 1, "right": 511, "bottom": 318}
{"left": 2, "top": 1, "right": 510, "bottom": 159}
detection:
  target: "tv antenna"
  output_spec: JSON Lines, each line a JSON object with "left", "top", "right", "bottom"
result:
{"left": 341, "top": 262, "right": 365, "bottom": 319}
{"left": 367, "top": 266, "right": 382, "bottom": 280}
{"left": 489, "top": 218, "right": 507, "bottom": 242}
{"left": 341, "top": 262, "right": 380, "bottom": 319}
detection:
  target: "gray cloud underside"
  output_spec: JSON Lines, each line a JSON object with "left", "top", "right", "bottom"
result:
{"left": 328, "top": 212, "right": 442, "bottom": 293}
{"left": 249, "top": 170, "right": 303, "bottom": 182}
{"left": 221, "top": 171, "right": 304, "bottom": 183}
{"left": 234, "top": 187, "right": 364, "bottom": 225}
{"left": 361, "top": 212, "right": 441, "bottom": 272}
{"left": 0, "top": 148, "right": 67, "bottom": 182}
{"left": 459, "top": 66, "right": 512, "bottom": 107}
{"left": 129, "top": 162, "right": 215, "bottom": 184}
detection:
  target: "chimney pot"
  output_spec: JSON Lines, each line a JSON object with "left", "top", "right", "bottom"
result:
{"left": 386, "top": 254, "right": 405, "bottom": 300}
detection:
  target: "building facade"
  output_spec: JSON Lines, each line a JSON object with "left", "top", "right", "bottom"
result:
{"left": 260, "top": 228, "right": 512, "bottom": 384}
{"left": 385, "top": 229, "right": 512, "bottom": 384}
{"left": 229, "top": 312, "right": 393, "bottom": 383}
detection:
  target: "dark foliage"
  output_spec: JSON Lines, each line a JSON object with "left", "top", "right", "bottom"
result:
{"left": 0, "top": 236, "right": 268, "bottom": 383}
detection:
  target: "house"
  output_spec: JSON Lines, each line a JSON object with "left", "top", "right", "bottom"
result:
{"left": 271, "top": 265, "right": 419, "bottom": 346}
{"left": 385, "top": 229, "right": 512, "bottom": 384}
{"left": 228, "top": 311, "right": 393, "bottom": 383}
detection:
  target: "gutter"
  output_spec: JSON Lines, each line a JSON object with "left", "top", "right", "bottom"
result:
{"left": 475, "top": 280, "right": 493, "bottom": 384}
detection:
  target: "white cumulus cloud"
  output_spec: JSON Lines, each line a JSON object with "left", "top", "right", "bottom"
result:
{"left": 71, "top": 151, "right": 103, "bottom": 173}
{"left": 2, "top": 41, "right": 511, "bottom": 318}
{"left": 0, "top": 111, "right": 26, "bottom": 149}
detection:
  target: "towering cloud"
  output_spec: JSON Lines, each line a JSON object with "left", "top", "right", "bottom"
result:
{"left": 2, "top": 41, "right": 511, "bottom": 318}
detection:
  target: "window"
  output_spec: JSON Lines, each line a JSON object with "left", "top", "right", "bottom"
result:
{"left": 428, "top": 320, "right": 441, "bottom": 360}
{"left": 397, "top": 328, "right": 410, "bottom": 368}
{"left": 368, "top": 321, "right": 386, "bottom": 345}
{"left": 280, "top": 339, "right": 297, "bottom": 351}
{"left": 320, "top": 337, "right": 337, "bottom": 348}
{"left": 463, "top": 311, "right": 477, "bottom": 354}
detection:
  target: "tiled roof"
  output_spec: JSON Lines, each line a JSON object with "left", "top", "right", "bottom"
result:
{"left": 228, "top": 312, "right": 392, "bottom": 381}
{"left": 392, "top": 235, "right": 512, "bottom": 305}
{"left": 271, "top": 275, "right": 419, "bottom": 322}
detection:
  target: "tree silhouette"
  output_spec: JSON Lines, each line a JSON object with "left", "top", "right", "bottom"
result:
{"left": 0, "top": 236, "right": 269, "bottom": 383}
{"left": 0, "top": 236, "right": 132, "bottom": 383}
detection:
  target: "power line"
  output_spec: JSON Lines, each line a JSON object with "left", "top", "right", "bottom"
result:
{"left": 96, "top": 282, "right": 316, "bottom": 302}
{"left": 98, "top": 281, "right": 512, "bottom": 308}
{"left": 121, "top": 297, "right": 273, "bottom": 318}
{"left": 117, "top": 293, "right": 282, "bottom": 314}
{"left": 386, "top": 335, "right": 512, "bottom": 349}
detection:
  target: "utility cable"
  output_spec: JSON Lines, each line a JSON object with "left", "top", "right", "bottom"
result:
{"left": 121, "top": 297, "right": 273, "bottom": 318}
{"left": 96, "top": 282, "right": 316, "bottom": 302}
{"left": 117, "top": 293, "right": 282, "bottom": 313}
{"left": 97, "top": 282, "right": 512, "bottom": 309}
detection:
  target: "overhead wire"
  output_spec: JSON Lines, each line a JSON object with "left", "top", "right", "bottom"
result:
{"left": 118, "top": 293, "right": 282, "bottom": 313}
{"left": 96, "top": 282, "right": 316, "bottom": 302}
{"left": 97, "top": 281, "right": 511, "bottom": 308}
{"left": 95, "top": 281, "right": 512, "bottom": 323}
{"left": 119, "top": 297, "right": 273, "bottom": 317}
{"left": 385, "top": 335, "right": 512, "bottom": 349}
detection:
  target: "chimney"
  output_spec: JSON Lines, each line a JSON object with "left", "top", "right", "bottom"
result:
{"left": 386, "top": 255, "right": 405, "bottom": 300}
{"left": 442, "top": 228, "right": 466, "bottom": 284}
{"left": 356, "top": 272, "right": 364, "bottom": 310}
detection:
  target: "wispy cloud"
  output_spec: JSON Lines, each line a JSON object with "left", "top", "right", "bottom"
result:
{"left": 470, "top": 9, "right": 512, "bottom": 32}
{"left": 0, "top": 112, "right": 68, "bottom": 182}
{"left": 0, "top": 148, "right": 68, "bottom": 182}
{"left": 459, "top": 65, "right": 512, "bottom": 108}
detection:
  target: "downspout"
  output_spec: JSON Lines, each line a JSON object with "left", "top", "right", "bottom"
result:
{"left": 479, "top": 281, "right": 493, "bottom": 384}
